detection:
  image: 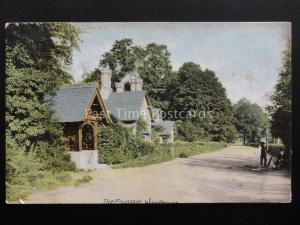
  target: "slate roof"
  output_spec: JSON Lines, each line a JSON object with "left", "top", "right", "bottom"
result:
{"left": 105, "top": 91, "right": 148, "bottom": 121}
{"left": 152, "top": 120, "right": 174, "bottom": 136}
{"left": 50, "top": 83, "right": 98, "bottom": 123}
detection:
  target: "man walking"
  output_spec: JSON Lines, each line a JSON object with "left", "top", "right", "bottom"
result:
{"left": 260, "top": 142, "right": 267, "bottom": 168}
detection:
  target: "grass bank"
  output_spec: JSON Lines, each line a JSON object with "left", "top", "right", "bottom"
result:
{"left": 113, "top": 141, "right": 227, "bottom": 169}
{"left": 6, "top": 170, "right": 93, "bottom": 202}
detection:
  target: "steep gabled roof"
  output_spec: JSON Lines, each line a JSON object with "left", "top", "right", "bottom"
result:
{"left": 105, "top": 91, "right": 151, "bottom": 121}
{"left": 50, "top": 83, "right": 109, "bottom": 123}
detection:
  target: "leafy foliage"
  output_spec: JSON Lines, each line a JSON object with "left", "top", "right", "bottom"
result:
{"left": 152, "top": 124, "right": 165, "bottom": 144}
{"left": 98, "top": 122, "right": 138, "bottom": 164}
{"left": 6, "top": 132, "right": 74, "bottom": 201}
{"left": 136, "top": 43, "right": 172, "bottom": 109}
{"left": 267, "top": 44, "right": 291, "bottom": 166}
{"left": 83, "top": 38, "right": 173, "bottom": 109}
{"left": 167, "top": 62, "right": 237, "bottom": 142}
{"left": 113, "top": 141, "right": 227, "bottom": 169}
{"left": 5, "top": 23, "right": 80, "bottom": 200}
{"left": 176, "top": 120, "right": 204, "bottom": 142}
{"left": 84, "top": 41, "right": 236, "bottom": 143}
{"left": 6, "top": 67, "right": 49, "bottom": 150}
{"left": 99, "top": 38, "right": 138, "bottom": 89}
{"left": 82, "top": 68, "right": 102, "bottom": 84}
{"left": 6, "top": 23, "right": 79, "bottom": 90}
{"left": 6, "top": 22, "right": 80, "bottom": 149}
{"left": 98, "top": 118, "right": 158, "bottom": 164}
{"left": 234, "top": 98, "right": 269, "bottom": 144}
{"left": 136, "top": 116, "right": 148, "bottom": 137}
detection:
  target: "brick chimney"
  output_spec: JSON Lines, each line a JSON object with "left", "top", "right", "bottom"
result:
{"left": 100, "top": 66, "right": 112, "bottom": 99}
{"left": 130, "top": 71, "right": 143, "bottom": 92}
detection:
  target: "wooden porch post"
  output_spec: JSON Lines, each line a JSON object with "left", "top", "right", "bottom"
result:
{"left": 94, "top": 122, "right": 98, "bottom": 150}
{"left": 78, "top": 125, "right": 83, "bottom": 151}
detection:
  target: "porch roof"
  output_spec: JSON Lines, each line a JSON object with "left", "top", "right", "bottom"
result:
{"left": 50, "top": 83, "right": 98, "bottom": 123}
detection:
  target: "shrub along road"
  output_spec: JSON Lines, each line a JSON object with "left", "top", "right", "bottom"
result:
{"left": 27, "top": 145, "right": 291, "bottom": 203}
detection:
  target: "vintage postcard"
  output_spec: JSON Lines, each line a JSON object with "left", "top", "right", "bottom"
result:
{"left": 5, "top": 22, "right": 291, "bottom": 203}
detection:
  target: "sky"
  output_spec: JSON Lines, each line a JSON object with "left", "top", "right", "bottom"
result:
{"left": 71, "top": 22, "right": 291, "bottom": 108}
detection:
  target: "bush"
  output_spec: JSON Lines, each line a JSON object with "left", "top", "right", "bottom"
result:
{"left": 113, "top": 141, "right": 227, "bottom": 169}
{"left": 6, "top": 134, "right": 75, "bottom": 201}
{"left": 112, "top": 143, "right": 173, "bottom": 168}
{"left": 34, "top": 141, "right": 76, "bottom": 172}
{"left": 98, "top": 120, "right": 154, "bottom": 164}
{"left": 176, "top": 120, "right": 204, "bottom": 142}
{"left": 6, "top": 137, "right": 43, "bottom": 187}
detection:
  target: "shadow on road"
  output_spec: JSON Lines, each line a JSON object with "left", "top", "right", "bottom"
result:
{"left": 183, "top": 156, "right": 291, "bottom": 178}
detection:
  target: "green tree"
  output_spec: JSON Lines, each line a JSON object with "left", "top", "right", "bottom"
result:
{"left": 267, "top": 44, "right": 291, "bottom": 165}
{"left": 84, "top": 39, "right": 173, "bottom": 109}
{"left": 6, "top": 22, "right": 80, "bottom": 151}
{"left": 234, "top": 98, "right": 269, "bottom": 144}
{"left": 137, "top": 43, "right": 172, "bottom": 109}
{"left": 82, "top": 68, "right": 102, "bottom": 84}
{"left": 167, "top": 62, "right": 237, "bottom": 142}
{"left": 6, "top": 66, "right": 49, "bottom": 150}
{"left": 6, "top": 22, "right": 79, "bottom": 170}
{"left": 6, "top": 23, "right": 79, "bottom": 93}
{"left": 99, "top": 38, "right": 137, "bottom": 89}
{"left": 6, "top": 23, "right": 79, "bottom": 200}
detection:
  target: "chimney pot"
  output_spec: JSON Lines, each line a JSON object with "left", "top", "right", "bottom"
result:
{"left": 130, "top": 71, "right": 143, "bottom": 92}
{"left": 116, "top": 82, "right": 124, "bottom": 92}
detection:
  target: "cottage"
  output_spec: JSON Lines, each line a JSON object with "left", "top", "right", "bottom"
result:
{"left": 50, "top": 83, "right": 111, "bottom": 169}
{"left": 100, "top": 67, "right": 153, "bottom": 141}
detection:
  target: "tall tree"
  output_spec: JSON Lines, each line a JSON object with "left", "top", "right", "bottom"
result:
{"left": 267, "top": 44, "right": 291, "bottom": 164}
{"left": 6, "top": 23, "right": 79, "bottom": 93}
{"left": 6, "top": 23, "right": 80, "bottom": 150}
{"left": 234, "top": 98, "right": 269, "bottom": 144}
{"left": 99, "top": 38, "right": 137, "bottom": 89}
{"left": 137, "top": 43, "right": 172, "bottom": 109}
{"left": 84, "top": 39, "right": 173, "bottom": 108}
{"left": 168, "top": 62, "right": 237, "bottom": 142}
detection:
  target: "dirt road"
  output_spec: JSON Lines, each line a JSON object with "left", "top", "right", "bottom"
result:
{"left": 27, "top": 145, "right": 291, "bottom": 203}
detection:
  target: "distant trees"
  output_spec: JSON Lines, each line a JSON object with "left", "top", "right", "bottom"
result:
{"left": 233, "top": 98, "right": 269, "bottom": 144}
{"left": 267, "top": 44, "right": 291, "bottom": 165}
